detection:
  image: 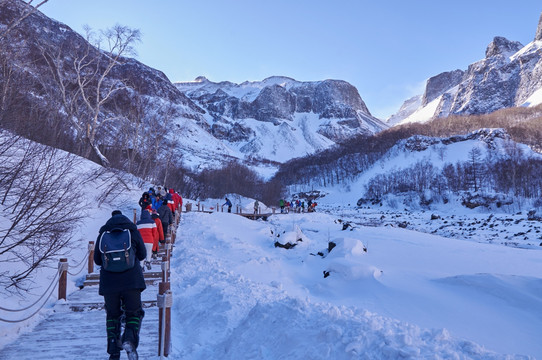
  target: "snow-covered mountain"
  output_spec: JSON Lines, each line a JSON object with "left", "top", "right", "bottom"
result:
{"left": 175, "top": 76, "right": 388, "bottom": 165}
{"left": 390, "top": 12, "right": 542, "bottom": 125}
{"left": 0, "top": 0, "right": 387, "bottom": 176}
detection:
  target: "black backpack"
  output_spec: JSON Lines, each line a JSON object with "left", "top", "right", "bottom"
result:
{"left": 98, "top": 228, "right": 136, "bottom": 272}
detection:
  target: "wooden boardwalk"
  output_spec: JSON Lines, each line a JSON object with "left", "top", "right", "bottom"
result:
{"left": 0, "top": 258, "right": 166, "bottom": 360}
{"left": 237, "top": 212, "right": 273, "bottom": 221}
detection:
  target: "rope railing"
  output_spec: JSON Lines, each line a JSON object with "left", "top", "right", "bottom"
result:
{"left": 67, "top": 249, "right": 90, "bottom": 276}
{"left": 0, "top": 265, "right": 63, "bottom": 323}
{"left": 0, "top": 267, "right": 61, "bottom": 313}
{"left": 0, "top": 245, "right": 91, "bottom": 323}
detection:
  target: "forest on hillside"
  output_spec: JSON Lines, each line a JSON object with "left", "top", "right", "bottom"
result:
{"left": 273, "top": 106, "right": 542, "bottom": 207}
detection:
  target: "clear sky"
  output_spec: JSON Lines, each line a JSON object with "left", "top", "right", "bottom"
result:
{"left": 39, "top": 0, "right": 542, "bottom": 119}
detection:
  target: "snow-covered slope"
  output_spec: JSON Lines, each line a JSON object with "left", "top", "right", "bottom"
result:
{"left": 389, "top": 14, "right": 542, "bottom": 125}
{"left": 319, "top": 128, "right": 542, "bottom": 211}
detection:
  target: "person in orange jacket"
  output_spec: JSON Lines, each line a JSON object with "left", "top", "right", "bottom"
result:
{"left": 136, "top": 207, "right": 158, "bottom": 270}
{"left": 151, "top": 209, "right": 164, "bottom": 258}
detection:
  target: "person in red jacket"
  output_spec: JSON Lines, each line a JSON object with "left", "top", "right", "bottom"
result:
{"left": 136, "top": 208, "right": 158, "bottom": 270}
{"left": 166, "top": 191, "right": 176, "bottom": 214}
{"left": 151, "top": 209, "right": 164, "bottom": 259}
{"left": 169, "top": 189, "right": 182, "bottom": 211}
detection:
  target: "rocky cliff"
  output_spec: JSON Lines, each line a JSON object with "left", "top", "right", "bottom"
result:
{"left": 176, "top": 76, "right": 388, "bottom": 144}
{"left": 390, "top": 13, "right": 542, "bottom": 125}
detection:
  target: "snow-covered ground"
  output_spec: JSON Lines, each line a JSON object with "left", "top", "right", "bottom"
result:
{"left": 170, "top": 208, "right": 542, "bottom": 359}
{"left": 1, "top": 188, "right": 542, "bottom": 358}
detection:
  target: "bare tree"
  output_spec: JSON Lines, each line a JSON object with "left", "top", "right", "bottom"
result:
{"left": 0, "top": 135, "right": 87, "bottom": 290}
{"left": 42, "top": 24, "right": 141, "bottom": 166}
{"left": 467, "top": 147, "right": 484, "bottom": 192}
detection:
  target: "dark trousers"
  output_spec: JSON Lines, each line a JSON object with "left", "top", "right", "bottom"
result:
{"left": 104, "top": 289, "right": 144, "bottom": 355}
{"left": 162, "top": 222, "right": 169, "bottom": 240}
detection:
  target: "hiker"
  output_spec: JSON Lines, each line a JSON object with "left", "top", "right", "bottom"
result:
{"left": 279, "top": 199, "right": 285, "bottom": 213}
{"left": 157, "top": 186, "right": 167, "bottom": 197}
{"left": 151, "top": 194, "right": 163, "bottom": 210}
{"left": 170, "top": 188, "right": 183, "bottom": 217}
{"left": 158, "top": 198, "right": 174, "bottom": 240}
{"left": 138, "top": 192, "right": 151, "bottom": 211}
{"left": 165, "top": 191, "right": 175, "bottom": 214}
{"left": 172, "top": 189, "right": 183, "bottom": 212}
{"left": 137, "top": 207, "right": 158, "bottom": 271}
{"left": 223, "top": 197, "right": 232, "bottom": 213}
{"left": 151, "top": 209, "right": 164, "bottom": 257}
{"left": 94, "top": 210, "right": 146, "bottom": 360}
{"left": 254, "top": 200, "right": 259, "bottom": 214}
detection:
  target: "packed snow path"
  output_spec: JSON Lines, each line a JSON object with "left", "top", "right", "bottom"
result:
{"left": 0, "top": 262, "right": 165, "bottom": 360}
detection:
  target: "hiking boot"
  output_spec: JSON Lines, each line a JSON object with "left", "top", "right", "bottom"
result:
{"left": 109, "top": 354, "right": 120, "bottom": 360}
{"left": 145, "top": 261, "right": 151, "bottom": 270}
{"left": 106, "top": 318, "right": 122, "bottom": 356}
{"left": 123, "top": 341, "right": 138, "bottom": 360}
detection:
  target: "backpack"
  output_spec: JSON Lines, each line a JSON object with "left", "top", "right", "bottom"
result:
{"left": 98, "top": 228, "right": 136, "bottom": 272}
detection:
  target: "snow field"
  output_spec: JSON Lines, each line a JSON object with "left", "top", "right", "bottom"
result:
{"left": 168, "top": 210, "right": 540, "bottom": 359}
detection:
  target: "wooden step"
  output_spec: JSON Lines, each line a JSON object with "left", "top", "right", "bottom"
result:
{"left": 67, "top": 299, "right": 157, "bottom": 312}
{"left": 85, "top": 271, "right": 163, "bottom": 280}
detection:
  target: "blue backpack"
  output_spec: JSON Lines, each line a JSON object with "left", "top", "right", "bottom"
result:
{"left": 98, "top": 228, "right": 136, "bottom": 272}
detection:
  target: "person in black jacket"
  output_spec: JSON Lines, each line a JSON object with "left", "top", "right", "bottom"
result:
{"left": 94, "top": 210, "right": 147, "bottom": 360}
{"left": 138, "top": 192, "right": 152, "bottom": 211}
{"left": 157, "top": 201, "right": 174, "bottom": 241}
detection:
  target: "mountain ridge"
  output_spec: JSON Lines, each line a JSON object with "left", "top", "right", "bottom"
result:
{"left": 390, "top": 12, "right": 542, "bottom": 125}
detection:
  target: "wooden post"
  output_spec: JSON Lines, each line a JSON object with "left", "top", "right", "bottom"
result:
{"left": 165, "top": 238, "right": 172, "bottom": 263}
{"left": 161, "top": 257, "right": 169, "bottom": 283}
{"left": 58, "top": 258, "right": 68, "bottom": 300}
{"left": 88, "top": 241, "right": 95, "bottom": 274}
{"left": 158, "top": 282, "right": 172, "bottom": 357}
{"left": 133, "top": 209, "right": 137, "bottom": 223}
{"left": 171, "top": 227, "right": 176, "bottom": 244}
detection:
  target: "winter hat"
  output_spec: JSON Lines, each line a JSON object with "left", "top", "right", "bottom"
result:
{"left": 111, "top": 210, "right": 122, "bottom": 216}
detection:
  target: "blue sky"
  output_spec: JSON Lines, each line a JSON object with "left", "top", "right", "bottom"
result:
{"left": 40, "top": 0, "right": 541, "bottom": 119}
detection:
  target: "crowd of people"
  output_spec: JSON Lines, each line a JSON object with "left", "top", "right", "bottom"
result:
{"left": 137, "top": 186, "right": 183, "bottom": 270}
{"left": 278, "top": 198, "right": 317, "bottom": 213}
{"left": 94, "top": 186, "right": 183, "bottom": 360}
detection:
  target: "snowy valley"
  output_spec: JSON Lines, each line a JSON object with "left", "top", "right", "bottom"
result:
{"left": 1, "top": 1, "right": 542, "bottom": 359}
